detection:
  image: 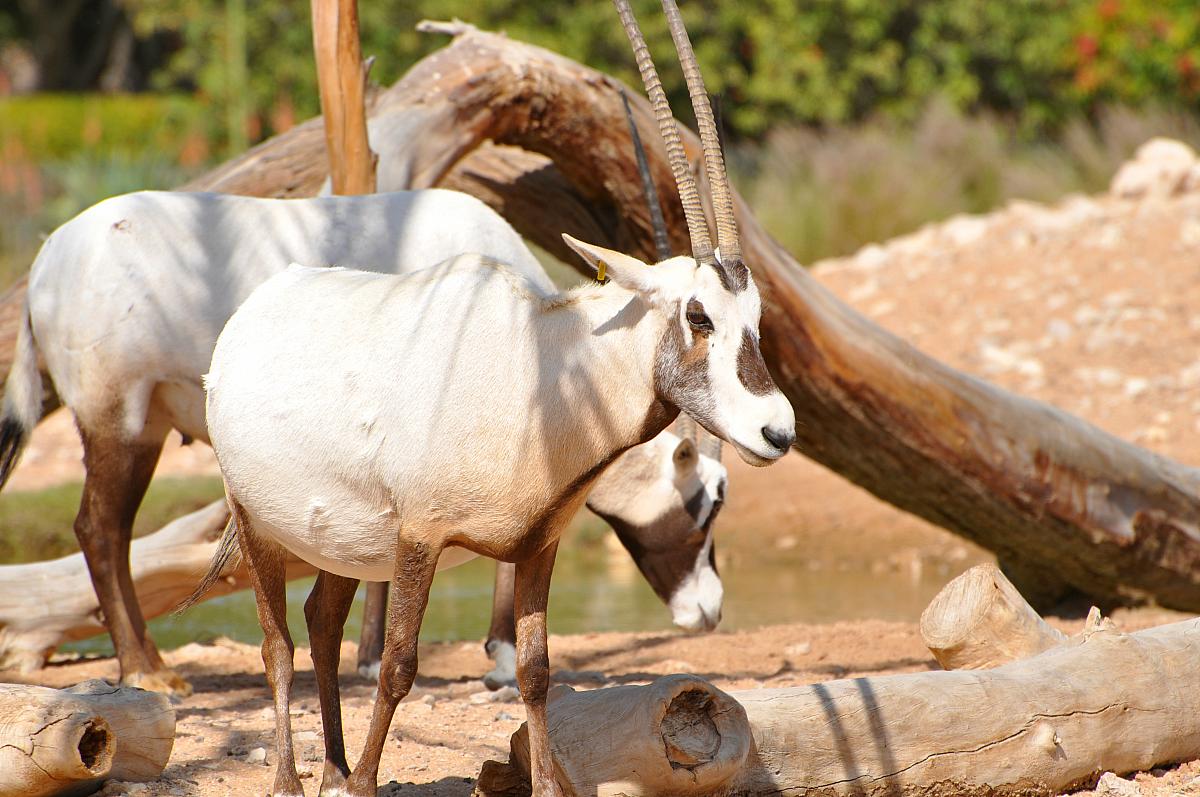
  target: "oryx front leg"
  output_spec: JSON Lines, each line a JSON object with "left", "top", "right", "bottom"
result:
{"left": 516, "top": 542, "right": 565, "bottom": 797}
{"left": 304, "top": 571, "right": 360, "bottom": 796}
{"left": 345, "top": 538, "right": 441, "bottom": 797}
{"left": 235, "top": 505, "right": 303, "bottom": 797}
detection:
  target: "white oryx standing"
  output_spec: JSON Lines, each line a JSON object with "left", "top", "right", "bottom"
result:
{"left": 0, "top": 184, "right": 729, "bottom": 694}
{"left": 197, "top": 2, "right": 795, "bottom": 795}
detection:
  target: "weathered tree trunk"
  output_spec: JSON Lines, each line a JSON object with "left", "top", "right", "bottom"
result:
{"left": 481, "top": 616, "right": 1200, "bottom": 796}
{"left": 0, "top": 501, "right": 317, "bottom": 672}
{"left": 0, "top": 680, "right": 174, "bottom": 796}
{"left": 5, "top": 26, "right": 1200, "bottom": 611}
{"left": 920, "top": 563, "right": 1067, "bottom": 670}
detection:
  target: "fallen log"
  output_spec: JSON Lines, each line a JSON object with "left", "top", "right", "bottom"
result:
{"left": 0, "top": 679, "right": 174, "bottom": 796}
{"left": 0, "top": 501, "right": 317, "bottom": 672}
{"left": 5, "top": 26, "right": 1200, "bottom": 611}
{"left": 479, "top": 675, "right": 752, "bottom": 797}
{"left": 480, "top": 617, "right": 1200, "bottom": 796}
{"left": 920, "top": 563, "right": 1067, "bottom": 670}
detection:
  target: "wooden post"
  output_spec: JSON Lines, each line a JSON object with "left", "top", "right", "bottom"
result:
{"left": 311, "top": 0, "right": 376, "bottom": 194}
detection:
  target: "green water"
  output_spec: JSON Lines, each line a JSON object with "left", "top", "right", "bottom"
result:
{"left": 64, "top": 537, "right": 979, "bottom": 656}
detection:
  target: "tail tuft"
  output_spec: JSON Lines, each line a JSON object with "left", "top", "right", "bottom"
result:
{"left": 175, "top": 513, "right": 242, "bottom": 614}
{"left": 0, "top": 301, "right": 44, "bottom": 490}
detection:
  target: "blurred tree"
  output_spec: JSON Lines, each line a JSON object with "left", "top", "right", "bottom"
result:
{"left": 0, "top": 0, "right": 177, "bottom": 92}
{"left": 2, "top": 0, "right": 1198, "bottom": 142}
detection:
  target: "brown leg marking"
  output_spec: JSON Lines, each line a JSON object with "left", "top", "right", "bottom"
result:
{"left": 516, "top": 542, "right": 565, "bottom": 797}
{"left": 236, "top": 502, "right": 303, "bottom": 797}
{"left": 344, "top": 538, "right": 441, "bottom": 797}
{"left": 304, "top": 570, "right": 360, "bottom": 796}
{"left": 74, "top": 431, "right": 191, "bottom": 694}
{"left": 356, "top": 581, "right": 387, "bottom": 678}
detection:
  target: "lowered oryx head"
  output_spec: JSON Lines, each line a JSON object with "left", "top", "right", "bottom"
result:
{"left": 587, "top": 424, "right": 728, "bottom": 631}
{"left": 564, "top": 0, "right": 795, "bottom": 466}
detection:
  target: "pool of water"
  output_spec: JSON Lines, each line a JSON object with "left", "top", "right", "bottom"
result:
{"left": 65, "top": 537, "right": 982, "bottom": 656}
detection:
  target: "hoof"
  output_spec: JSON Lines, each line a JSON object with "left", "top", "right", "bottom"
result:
{"left": 357, "top": 660, "right": 380, "bottom": 682}
{"left": 483, "top": 640, "right": 517, "bottom": 691}
{"left": 124, "top": 669, "right": 193, "bottom": 698}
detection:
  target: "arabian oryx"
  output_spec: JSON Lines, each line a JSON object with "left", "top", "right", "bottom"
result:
{"left": 0, "top": 180, "right": 729, "bottom": 694}
{"left": 195, "top": 2, "right": 795, "bottom": 795}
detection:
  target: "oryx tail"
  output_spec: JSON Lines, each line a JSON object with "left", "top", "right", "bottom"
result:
{"left": 0, "top": 301, "right": 44, "bottom": 488}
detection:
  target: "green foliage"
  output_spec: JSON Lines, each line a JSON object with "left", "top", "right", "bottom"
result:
{"left": 0, "top": 94, "right": 213, "bottom": 161}
{"left": 110, "top": 0, "right": 1200, "bottom": 143}
{"left": 0, "top": 476, "right": 224, "bottom": 565}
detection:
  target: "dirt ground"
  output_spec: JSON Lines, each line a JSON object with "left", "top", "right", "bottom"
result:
{"left": 7, "top": 141, "right": 1200, "bottom": 795}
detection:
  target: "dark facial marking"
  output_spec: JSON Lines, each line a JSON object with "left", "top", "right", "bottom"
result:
{"left": 654, "top": 302, "right": 717, "bottom": 431}
{"left": 714, "top": 260, "right": 749, "bottom": 293}
{"left": 737, "top": 327, "right": 776, "bottom": 396}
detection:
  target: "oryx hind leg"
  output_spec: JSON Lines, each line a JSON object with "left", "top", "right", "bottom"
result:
{"left": 345, "top": 537, "right": 441, "bottom": 797}
{"left": 235, "top": 501, "right": 304, "bottom": 797}
{"left": 74, "top": 406, "right": 188, "bottom": 694}
{"left": 304, "top": 570, "right": 360, "bottom": 796}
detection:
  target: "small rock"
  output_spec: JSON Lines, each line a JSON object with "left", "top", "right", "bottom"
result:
{"left": 420, "top": 693, "right": 437, "bottom": 705}
{"left": 101, "top": 782, "right": 149, "bottom": 796}
{"left": 785, "top": 641, "right": 812, "bottom": 656}
{"left": 469, "top": 685, "right": 520, "bottom": 704}
{"left": 1110, "top": 138, "right": 1199, "bottom": 199}
{"left": 295, "top": 730, "right": 320, "bottom": 742}
{"left": 1096, "top": 771, "right": 1143, "bottom": 796}
{"left": 245, "top": 746, "right": 268, "bottom": 765}
{"left": 495, "top": 711, "right": 516, "bottom": 722}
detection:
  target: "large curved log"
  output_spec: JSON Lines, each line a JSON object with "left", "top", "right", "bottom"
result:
{"left": 5, "top": 26, "right": 1200, "bottom": 610}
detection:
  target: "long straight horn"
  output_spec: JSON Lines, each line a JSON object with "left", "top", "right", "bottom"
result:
{"left": 660, "top": 0, "right": 741, "bottom": 270}
{"left": 612, "top": 0, "right": 715, "bottom": 265}
{"left": 620, "top": 89, "right": 672, "bottom": 261}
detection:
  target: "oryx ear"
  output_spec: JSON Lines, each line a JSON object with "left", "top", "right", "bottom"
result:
{"left": 672, "top": 437, "right": 697, "bottom": 472}
{"left": 562, "top": 234, "right": 658, "bottom": 294}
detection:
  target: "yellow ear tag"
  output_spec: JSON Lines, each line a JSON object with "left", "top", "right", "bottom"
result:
{"left": 597, "top": 260, "right": 607, "bottom": 283}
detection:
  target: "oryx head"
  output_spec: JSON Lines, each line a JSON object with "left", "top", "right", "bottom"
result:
{"left": 564, "top": 0, "right": 795, "bottom": 466}
{"left": 587, "top": 425, "right": 728, "bottom": 631}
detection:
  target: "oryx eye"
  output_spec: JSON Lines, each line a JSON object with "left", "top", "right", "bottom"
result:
{"left": 686, "top": 300, "right": 714, "bottom": 333}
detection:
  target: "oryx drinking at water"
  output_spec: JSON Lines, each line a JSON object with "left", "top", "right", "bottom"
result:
{"left": 195, "top": 2, "right": 795, "bottom": 794}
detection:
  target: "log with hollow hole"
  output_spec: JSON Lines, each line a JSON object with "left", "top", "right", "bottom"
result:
{"left": 0, "top": 680, "right": 174, "bottom": 797}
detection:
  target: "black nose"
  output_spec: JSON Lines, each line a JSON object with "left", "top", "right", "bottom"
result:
{"left": 762, "top": 425, "right": 794, "bottom": 452}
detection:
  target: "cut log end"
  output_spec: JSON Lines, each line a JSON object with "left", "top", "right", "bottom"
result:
{"left": 661, "top": 689, "right": 721, "bottom": 769}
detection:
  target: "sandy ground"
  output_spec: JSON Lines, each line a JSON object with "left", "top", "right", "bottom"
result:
{"left": 7, "top": 142, "right": 1200, "bottom": 794}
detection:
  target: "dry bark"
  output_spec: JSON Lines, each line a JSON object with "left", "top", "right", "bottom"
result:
{"left": 5, "top": 26, "right": 1200, "bottom": 611}
{"left": 0, "top": 501, "right": 317, "bottom": 672}
{"left": 311, "top": 0, "right": 376, "bottom": 194}
{"left": 921, "top": 563, "right": 1067, "bottom": 670}
{"left": 0, "top": 679, "right": 174, "bottom": 796}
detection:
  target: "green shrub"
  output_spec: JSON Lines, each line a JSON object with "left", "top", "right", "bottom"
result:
{"left": 0, "top": 94, "right": 213, "bottom": 162}
{"left": 0, "top": 476, "right": 223, "bottom": 565}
